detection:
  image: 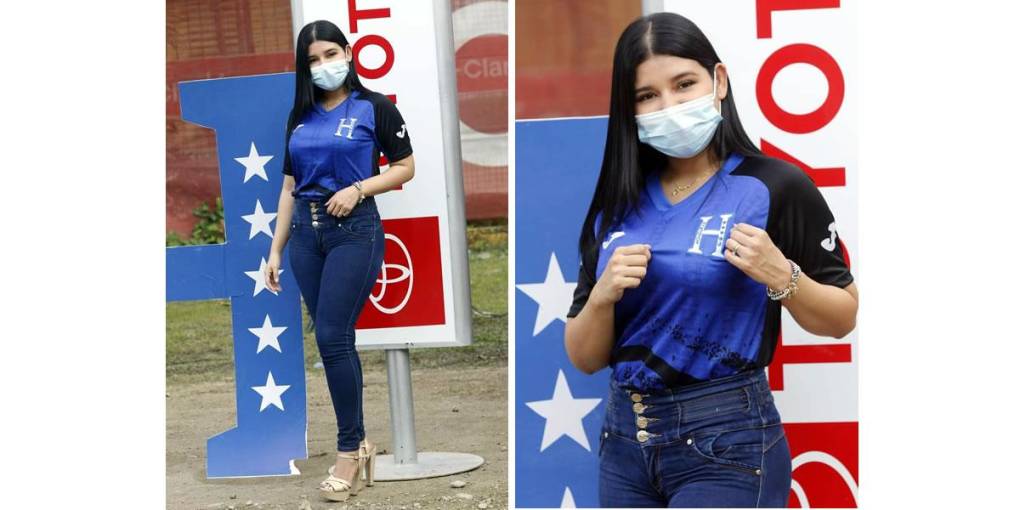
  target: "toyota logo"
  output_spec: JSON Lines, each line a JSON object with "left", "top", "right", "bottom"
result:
{"left": 789, "top": 450, "right": 858, "bottom": 508}
{"left": 369, "top": 233, "right": 413, "bottom": 314}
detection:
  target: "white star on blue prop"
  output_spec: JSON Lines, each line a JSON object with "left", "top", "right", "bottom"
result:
{"left": 233, "top": 142, "right": 273, "bottom": 183}
{"left": 248, "top": 314, "right": 287, "bottom": 354}
{"left": 515, "top": 253, "right": 577, "bottom": 336}
{"left": 241, "top": 199, "right": 277, "bottom": 240}
{"left": 252, "top": 371, "right": 290, "bottom": 412}
{"left": 561, "top": 487, "right": 576, "bottom": 508}
{"left": 526, "top": 370, "right": 601, "bottom": 452}
{"left": 245, "top": 257, "right": 281, "bottom": 296}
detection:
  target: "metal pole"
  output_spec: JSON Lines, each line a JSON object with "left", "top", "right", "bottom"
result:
{"left": 385, "top": 348, "right": 418, "bottom": 464}
{"left": 434, "top": 0, "right": 474, "bottom": 345}
{"left": 289, "top": 0, "right": 305, "bottom": 48}
{"left": 375, "top": 345, "right": 484, "bottom": 481}
{"left": 642, "top": 0, "right": 664, "bottom": 15}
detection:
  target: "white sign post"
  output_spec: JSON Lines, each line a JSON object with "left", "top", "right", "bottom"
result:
{"left": 290, "top": 0, "right": 481, "bottom": 479}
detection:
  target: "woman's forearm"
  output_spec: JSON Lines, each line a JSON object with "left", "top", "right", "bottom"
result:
{"left": 270, "top": 180, "right": 296, "bottom": 256}
{"left": 782, "top": 276, "right": 858, "bottom": 338}
{"left": 359, "top": 156, "right": 415, "bottom": 197}
{"left": 564, "top": 299, "right": 617, "bottom": 375}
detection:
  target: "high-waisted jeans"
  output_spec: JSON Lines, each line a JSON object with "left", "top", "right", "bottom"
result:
{"left": 598, "top": 367, "right": 792, "bottom": 508}
{"left": 287, "top": 195, "right": 385, "bottom": 452}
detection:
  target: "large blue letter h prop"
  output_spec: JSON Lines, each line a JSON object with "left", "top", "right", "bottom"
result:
{"left": 166, "top": 73, "right": 307, "bottom": 477}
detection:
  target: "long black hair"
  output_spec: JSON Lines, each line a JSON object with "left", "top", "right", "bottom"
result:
{"left": 283, "top": 20, "right": 370, "bottom": 182}
{"left": 578, "top": 12, "right": 761, "bottom": 257}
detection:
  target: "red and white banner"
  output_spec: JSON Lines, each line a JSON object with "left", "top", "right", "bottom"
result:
{"left": 664, "top": 0, "right": 859, "bottom": 506}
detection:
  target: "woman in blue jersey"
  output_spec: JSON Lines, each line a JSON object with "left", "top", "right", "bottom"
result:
{"left": 262, "top": 20, "right": 415, "bottom": 503}
{"left": 564, "top": 13, "right": 859, "bottom": 508}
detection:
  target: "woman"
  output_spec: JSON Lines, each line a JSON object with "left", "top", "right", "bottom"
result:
{"left": 263, "top": 20, "right": 415, "bottom": 502}
{"left": 564, "top": 13, "right": 858, "bottom": 508}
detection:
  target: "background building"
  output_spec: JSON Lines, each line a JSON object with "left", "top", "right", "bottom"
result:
{"left": 515, "top": 0, "right": 640, "bottom": 119}
{"left": 167, "top": 0, "right": 508, "bottom": 238}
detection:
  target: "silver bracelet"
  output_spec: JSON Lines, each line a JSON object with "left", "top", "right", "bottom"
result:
{"left": 767, "top": 259, "right": 801, "bottom": 301}
{"left": 352, "top": 180, "right": 365, "bottom": 204}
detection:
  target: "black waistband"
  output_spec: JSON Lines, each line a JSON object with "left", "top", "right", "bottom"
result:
{"left": 291, "top": 184, "right": 336, "bottom": 199}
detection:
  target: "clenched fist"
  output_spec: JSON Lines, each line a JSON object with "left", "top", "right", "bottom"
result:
{"left": 590, "top": 243, "right": 652, "bottom": 307}
{"left": 723, "top": 223, "right": 793, "bottom": 291}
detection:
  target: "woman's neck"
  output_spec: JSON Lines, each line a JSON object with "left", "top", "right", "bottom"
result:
{"left": 662, "top": 148, "right": 720, "bottom": 181}
{"left": 321, "top": 86, "right": 350, "bottom": 107}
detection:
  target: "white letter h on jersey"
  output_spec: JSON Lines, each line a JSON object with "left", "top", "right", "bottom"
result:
{"left": 335, "top": 118, "right": 358, "bottom": 139}
{"left": 687, "top": 213, "right": 733, "bottom": 258}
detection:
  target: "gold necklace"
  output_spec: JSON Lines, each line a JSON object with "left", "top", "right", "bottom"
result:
{"left": 670, "top": 174, "right": 705, "bottom": 197}
{"left": 668, "top": 164, "right": 721, "bottom": 197}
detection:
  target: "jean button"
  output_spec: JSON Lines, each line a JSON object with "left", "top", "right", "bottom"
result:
{"left": 312, "top": 221, "right": 319, "bottom": 227}
{"left": 686, "top": 437, "right": 693, "bottom": 445}
{"left": 630, "top": 393, "right": 643, "bottom": 403}
{"left": 632, "top": 403, "right": 646, "bottom": 414}
{"left": 636, "top": 430, "right": 650, "bottom": 443}
{"left": 636, "top": 417, "right": 648, "bottom": 428}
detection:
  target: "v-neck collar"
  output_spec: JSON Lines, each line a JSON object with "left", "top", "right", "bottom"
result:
{"left": 313, "top": 89, "right": 358, "bottom": 116}
{"left": 645, "top": 152, "right": 745, "bottom": 212}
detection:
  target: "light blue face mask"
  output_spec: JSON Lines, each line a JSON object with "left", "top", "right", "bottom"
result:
{"left": 635, "top": 76, "right": 722, "bottom": 158}
{"left": 311, "top": 58, "right": 350, "bottom": 91}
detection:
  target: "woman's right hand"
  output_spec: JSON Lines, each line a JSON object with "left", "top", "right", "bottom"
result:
{"left": 265, "top": 251, "right": 283, "bottom": 293}
{"left": 589, "top": 244, "right": 651, "bottom": 307}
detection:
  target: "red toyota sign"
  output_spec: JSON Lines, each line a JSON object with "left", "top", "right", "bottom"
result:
{"left": 785, "top": 422, "right": 859, "bottom": 508}
{"left": 356, "top": 216, "right": 446, "bottom": 329}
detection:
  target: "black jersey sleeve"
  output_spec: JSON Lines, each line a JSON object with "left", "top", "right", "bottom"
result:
{"left": 566, "top": 240, "right": 599, "bottom": 318}
{"left": 368, "top": 93, "right": 413, "bottom": 162}
{"left": 567, "top": 212, "right": 605, "bottom": 319}
{"left": 282, "top": 144, "right": 293, "bottom": 175}
{"left": 773, "top": 164, "right": 854, "bottom": 289}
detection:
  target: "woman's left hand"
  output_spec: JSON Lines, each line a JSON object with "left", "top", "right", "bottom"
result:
{"left": 325, "top": 186, "right": 360, "bottom": 217}
{"left": 724, "top": 223, "right": 793, "bottom": 291}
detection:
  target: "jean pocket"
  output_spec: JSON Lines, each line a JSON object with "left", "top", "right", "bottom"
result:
{"left": 689, "top": 424, "right": 765, "bottom": 475}
{"left": 681, "top": 386, "right": 751, "bottom": 422}
{"left": 338, "top": 214, "right": 378, "bottom": 237}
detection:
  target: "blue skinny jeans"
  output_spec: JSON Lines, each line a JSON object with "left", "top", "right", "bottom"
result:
{"left": 287, "top": 195, "right": 384, "bottom": 452}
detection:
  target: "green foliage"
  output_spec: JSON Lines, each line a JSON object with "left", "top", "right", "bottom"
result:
{"left": 466, "top": 218, "right": 508, "bottom": 252}
{"left": 166, "top": 197, "right": 226, "bottom": 246}
{"left": 165, "top": 231, "right": 187, "bottom": 247}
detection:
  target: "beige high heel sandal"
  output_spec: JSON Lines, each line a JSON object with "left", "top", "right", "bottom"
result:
{"left": 319, "top": 452, "right": 364, "bottom": 502}
{"left": 327, "top": 439, "right": 378, "bottom": 486}
{"left": 360, "top": 439, "right": 378, "bottom": 486}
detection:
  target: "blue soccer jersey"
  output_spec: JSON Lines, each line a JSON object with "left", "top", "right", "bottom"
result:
{"left": 283, "top": 89, "right": 413, "bottom": 199}
{"left": 567, "top": 152, "right": 854, "bottom": 392}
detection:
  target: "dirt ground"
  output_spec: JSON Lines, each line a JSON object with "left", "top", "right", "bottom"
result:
{"left": 166, "top": 365, "right": 508, "bottom": 510}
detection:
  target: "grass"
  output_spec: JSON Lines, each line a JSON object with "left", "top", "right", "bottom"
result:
{"left": 166, "top": 221, "right": 507, "bottom": 385}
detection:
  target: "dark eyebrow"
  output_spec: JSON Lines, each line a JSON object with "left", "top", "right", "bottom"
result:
{"left": 634, "top": 71, "right": 699, "bottom": 93}
{"left": 307, "top": 49, "right": 338, "bottom": 59}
